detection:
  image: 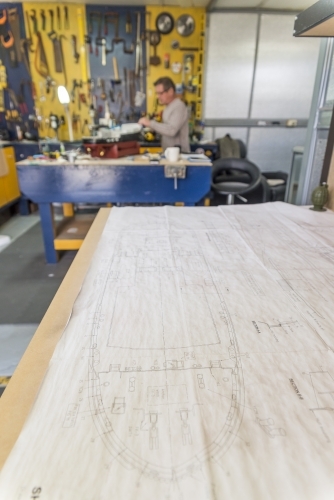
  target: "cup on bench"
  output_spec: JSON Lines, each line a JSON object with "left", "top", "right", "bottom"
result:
{"left": 165, "top": 147, "right": 180, "bottom": 162}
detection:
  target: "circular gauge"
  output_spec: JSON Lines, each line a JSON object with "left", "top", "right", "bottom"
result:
{"left": 176, "top": 14, "right": 195, "bottom": 37}
{"left": 156, "top": 12, "right": 174, "bottom": 35}
{"left": 149, "top": 31, "right": 161, "bottom": 46}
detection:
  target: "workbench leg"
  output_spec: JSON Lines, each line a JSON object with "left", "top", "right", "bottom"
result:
{"left": 63, "top": 203, "right": 74, "bottom": 217}
{"left": 39, "top": 203, "right": 58, "bottom": 264}
{"left": 18, "top": 197, "right": 30, "bottom": 216}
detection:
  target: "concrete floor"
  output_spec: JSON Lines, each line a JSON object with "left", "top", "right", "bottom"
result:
{"left": 0, "top": 213, "right": 76, "bottom": 387}
{"left": 0, "top": 213, "right": 40, "bottom": 253}
{"left": 0, "top": 324, "right": 39, "bottom": 376}
{"left": 0, "top": 214, "right": 39, "bottom": 378}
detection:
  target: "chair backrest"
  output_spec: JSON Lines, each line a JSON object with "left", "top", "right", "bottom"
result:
{"left": 211, "top": 157, "right": 262, "bottom": 196}
{"left": 216, "top": 134, "right": 240, "bottom": 159}
{"left": 237, "top": 139, "right": 247, "bottom": 159}
{"left": 215, "top": 135, "right": 247, "bottom": 159}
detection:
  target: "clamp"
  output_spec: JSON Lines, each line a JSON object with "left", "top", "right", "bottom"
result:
{"left": 1, "top": 31, "right": 14, "bottom": 49}
{"left": 0, "top": 9, "right": 7, "bottom": 25}
{"left": 40, "top": 10, "right": 46, "bottom": 31}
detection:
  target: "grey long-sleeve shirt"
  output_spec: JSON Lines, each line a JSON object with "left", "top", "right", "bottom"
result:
{"left": 149, "top": 98, "right": 190, "bottom": 153}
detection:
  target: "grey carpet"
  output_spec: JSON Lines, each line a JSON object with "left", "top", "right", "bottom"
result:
{"left": 0, "top": 223, "right": 76, "bottom": 324}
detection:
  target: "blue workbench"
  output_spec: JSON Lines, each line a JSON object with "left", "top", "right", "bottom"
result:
{"left": 16, "top": 157, "right": 212, "bottom": 263}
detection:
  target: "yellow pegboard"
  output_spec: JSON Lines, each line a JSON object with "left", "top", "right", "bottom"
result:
{"left": 23, "top": 3, "right": 89, "bottom": 141}
{"left": 146, "top": 6, "right": 205, "bottom": 121}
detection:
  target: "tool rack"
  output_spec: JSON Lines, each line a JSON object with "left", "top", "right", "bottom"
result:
{"left": 0, "top": 3, "right": 206, "bottom": 143}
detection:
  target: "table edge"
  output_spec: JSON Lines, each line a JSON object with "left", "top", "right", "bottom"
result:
{"left": 0, "top": 208, "right": 111, "bottom": 469}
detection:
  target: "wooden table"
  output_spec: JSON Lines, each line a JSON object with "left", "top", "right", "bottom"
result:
{"left": 1, "top": 203, "right": 334, "bottom": 499}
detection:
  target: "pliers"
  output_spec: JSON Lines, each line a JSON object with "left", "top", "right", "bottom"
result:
{"left": 17, "top": 81, "right": 28, "bottom": 114}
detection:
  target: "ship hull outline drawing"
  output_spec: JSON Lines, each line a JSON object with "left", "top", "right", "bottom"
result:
{"left": 3, "top": 205, "right": 334, "bottom": 499}
{"left": 87, "top": 228, "right": 245, "bottom": 480}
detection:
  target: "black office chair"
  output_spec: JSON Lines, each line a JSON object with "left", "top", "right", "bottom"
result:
{"left": 262, "top": 171, "right": 288, "bottom": 201}
{"left": 237, "top": 139, "right": 247, "bottom": 159}
{"left": 211, "top": 158, "right": 265, "bottom": 205}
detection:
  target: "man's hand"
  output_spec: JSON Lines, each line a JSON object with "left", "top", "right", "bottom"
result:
{"left": 138, "top": 117, "right": 151, "bottom": 128}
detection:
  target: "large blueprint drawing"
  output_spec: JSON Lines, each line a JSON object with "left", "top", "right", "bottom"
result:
{"left": 0, "top": 203, "right": 334, "bottom": 499}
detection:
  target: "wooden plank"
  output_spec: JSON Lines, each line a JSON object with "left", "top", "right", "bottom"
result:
{"left": 54, "top": 240, "right": 84, "bottom": 250}
{"left": 53, "top": 212, "right": 98, "bottom": 250}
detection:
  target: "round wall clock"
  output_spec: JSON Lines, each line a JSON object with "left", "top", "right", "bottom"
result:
{"left": 156, "top": 12, "right": 174, "bottom": 35}
{"left": 176, "top": 14, "right": 195, "bottom": 37}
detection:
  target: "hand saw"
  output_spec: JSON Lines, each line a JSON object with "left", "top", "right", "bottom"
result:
{"left": 35, "top": 32, "right": 49, "bottom": 78}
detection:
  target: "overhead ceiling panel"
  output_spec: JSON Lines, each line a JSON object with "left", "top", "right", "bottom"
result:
{"left": 263, "top": 0, "right": 316, "bottom": 10}
{"left": 212, "top": 0, "right": 317, "bottom": 10}
{"left": 212, "top": 0, "right": 263, "bottom": 7}
{"left": 14, "top": 0, "right": 315, "bottom": 7}
{"left": 20, "top": 0, "right": 160, "bottom": 3}
{"left": 21, "top": 0, "right": 209, "bottom": 4}
{"left": 193, "top": 0, "right": 210, "bottom": 6}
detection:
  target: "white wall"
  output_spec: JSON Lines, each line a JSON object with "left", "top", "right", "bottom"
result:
{"left": 204, "top": 12, "right": 320, "bottom": 173}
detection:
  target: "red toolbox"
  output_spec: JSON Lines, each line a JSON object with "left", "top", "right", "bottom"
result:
{"left": 83, "top": 141, "right": 140, "bottom": 159}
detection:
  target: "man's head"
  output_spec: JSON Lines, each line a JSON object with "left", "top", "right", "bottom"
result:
{"left": 154, "top": 77, "right": 176, "bottom": 105}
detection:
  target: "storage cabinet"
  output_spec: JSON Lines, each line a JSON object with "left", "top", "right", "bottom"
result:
{"left": 0, "top": 146, "right": 20, "bottom": 210}
{"left": 0, "top": 176, "right": 7, "bottom": 208}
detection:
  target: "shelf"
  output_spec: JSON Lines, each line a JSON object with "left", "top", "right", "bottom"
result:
{"left": 54, "top": 214, "right": 96, "bottom": 251}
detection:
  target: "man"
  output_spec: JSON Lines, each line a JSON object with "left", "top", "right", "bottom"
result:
{"left": 138, "top": 77, "right": 190, "bottom": 152}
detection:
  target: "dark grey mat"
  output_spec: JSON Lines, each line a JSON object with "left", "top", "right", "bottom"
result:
{"left": 0, "top": 223, "right": 76, "bottom": 324}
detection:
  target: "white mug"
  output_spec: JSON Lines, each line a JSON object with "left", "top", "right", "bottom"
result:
{"left": 67, "top": 151, "right": 77, "bottom": 163}
{"left": 165, "top": 147, "right": 180, "bottom": 162}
